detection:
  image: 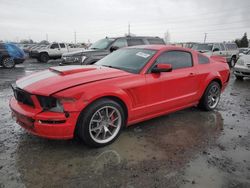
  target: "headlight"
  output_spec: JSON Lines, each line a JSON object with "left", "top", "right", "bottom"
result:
{"left": 81, "top": 56, "right": 87, "bottom": 63}
{"left": 236, "top": 59, "right": 245, "bottom": 66}
{"left": 37, "top": 96, "right": 64, "bottom": 112}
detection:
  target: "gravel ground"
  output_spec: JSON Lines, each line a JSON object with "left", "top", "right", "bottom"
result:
{"left": 0, "top": 59, "right": 250, "bottom": 188}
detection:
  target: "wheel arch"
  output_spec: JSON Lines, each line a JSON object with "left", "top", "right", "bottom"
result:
{"left": 39, "top": 51, "right": 49, "bottom": 56}
{"left": 231, "top": 54, "right": 237, "bottom": 59}
{"left": 0, "top": 54, "right": 10, "bottom": 63}
{"left": 74, "top": 94, "right": 130, "bottom": 139}
{"left": 70, "top": 89, "right": 132, "bottom": 126}
{"left": 210, "top": 78, "right": 222, "bottom": 88}
{"left": 88, "top": 96, "right": 128, "bottom": 122}
{"left": 198, "top": 75, "right": 223, "bottom": 100}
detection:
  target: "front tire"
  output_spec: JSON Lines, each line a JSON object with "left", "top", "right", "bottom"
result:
{"left": 230, "top": 57, "right": 236, "bottom": 68}
{"left": 2, "top": 57, "right": 15, "bottom": 69}
{"left": 77, "top": 98, "right": 125, "bottom": 147}
{"left": 199, "top": 81, "right": 221, "bottom": 111}
{"left": 39, "top": 53, "right": 49, "bottom": 63}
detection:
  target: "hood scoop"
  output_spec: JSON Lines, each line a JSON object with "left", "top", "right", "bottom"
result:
{"left": 49, "top": 65, "right": 97, "bottom": 75}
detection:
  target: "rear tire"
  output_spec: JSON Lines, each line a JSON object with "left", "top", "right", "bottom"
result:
{"left": 230, "top": 57, "right": 236, "bottom": 68}
{"left": 39, "top": 53, "right": 49, "bottom": 63}
{"left": 2, "top": 57, "right": 15, "bottom": 69}
{"left": 76, "top": 98, "right": 125, "bottom": 147}
{"left": 199, "top": 81, "right": 221, "bottom": 111}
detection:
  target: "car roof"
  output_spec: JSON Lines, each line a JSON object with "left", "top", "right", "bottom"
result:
{"left": 127, "top": 44, "right": 193, "bottom": 52}
{"left": 108, "top": 36, "right": 164, "bottom": 40}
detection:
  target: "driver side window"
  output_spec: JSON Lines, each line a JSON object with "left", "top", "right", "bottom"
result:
{"left": 155, "top": 51, "right": 193, "bottom": 70}
{"left": 51, "top": 43, "right": 59, "bottom": 49}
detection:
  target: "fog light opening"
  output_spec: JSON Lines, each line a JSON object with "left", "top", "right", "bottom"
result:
{"left": 38, "top": 120, "right": 66, "bottom": 124}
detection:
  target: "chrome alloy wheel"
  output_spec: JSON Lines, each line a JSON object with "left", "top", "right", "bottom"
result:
{"left": 89, "top": 106, "right": 122, "bottom": 144}
{"left": 207, "top": 84, "right": 220, "bottom": 109}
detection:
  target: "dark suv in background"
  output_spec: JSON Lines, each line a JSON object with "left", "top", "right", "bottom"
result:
{"left": 60, "top": 36, "right": 165, "bottom": 65}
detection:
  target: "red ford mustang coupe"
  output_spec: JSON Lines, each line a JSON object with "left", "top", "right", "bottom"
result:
{"left": 10, "top": 45, "right": 230, "bottom": 147}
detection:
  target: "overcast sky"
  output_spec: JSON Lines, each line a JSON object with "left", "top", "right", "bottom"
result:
{"left": 0, "top": 0, "right": 250, "bottom": 43}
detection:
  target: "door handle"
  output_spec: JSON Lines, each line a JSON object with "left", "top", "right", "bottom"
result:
{"left": 189, "top": 72, "right": 195, "bottom": 76}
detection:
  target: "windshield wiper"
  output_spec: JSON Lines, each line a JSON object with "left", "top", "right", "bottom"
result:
{"left": 90, "top": 47, "right": 99, "bottom": 50}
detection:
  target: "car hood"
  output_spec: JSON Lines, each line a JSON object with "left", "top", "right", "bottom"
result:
{"left": 63, "top": 49, "right": 99, "bottom": 56}
{"left": 63, "top": 49, "right": 106, "bottom": 56}
{"left": 16, "top": 65, "right": 131, "bottom": 96}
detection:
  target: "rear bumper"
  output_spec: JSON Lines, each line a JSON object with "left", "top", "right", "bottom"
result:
{"left": 9, "top": 97, "right": 80, "bottom": 139}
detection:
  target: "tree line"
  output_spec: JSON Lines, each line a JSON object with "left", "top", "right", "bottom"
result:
{"left": 235, "top": 33, "right": 249, "bottom": 48}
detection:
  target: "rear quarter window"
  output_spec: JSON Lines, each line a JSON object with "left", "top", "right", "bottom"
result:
{"left": 198, "top": 54, "right": 210, "bottom": 64}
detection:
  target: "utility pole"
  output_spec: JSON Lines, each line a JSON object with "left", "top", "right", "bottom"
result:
{"left": 204, "top": 33, "right": 207, "bottom": 43}
{"left": 74, "top": 31, "right": 76, "bottom": 44}
{"left": 46, "top": 33, "right": 48, "bottom": 41}
{"left": 128, "top": 23, "right": 130, "bottom": 36}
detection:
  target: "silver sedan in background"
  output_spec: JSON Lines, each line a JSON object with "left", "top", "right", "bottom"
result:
{"left": 234, "top": 50, "right": 250, "bottom": 80}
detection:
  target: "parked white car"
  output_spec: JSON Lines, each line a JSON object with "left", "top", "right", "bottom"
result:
{"left": 192, "top": 43, "right": 239, "bottom": 67}
{"left": 234, "top": 51, "right": 250, "bottom": 80}
{"left": 239, "top": 47, "right": 250, "bottom": 55}
{"left": 29, "top": 43, "right": 84, "bottom": 63}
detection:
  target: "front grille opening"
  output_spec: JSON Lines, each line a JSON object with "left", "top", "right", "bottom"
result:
{"left": 12, "top": 87, "right": 34, "bottom": 107}
{"left": 38, "top": 120, "right": 66, "bottom": 124}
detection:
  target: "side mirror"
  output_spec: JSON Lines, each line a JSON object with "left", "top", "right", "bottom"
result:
{"left": 110, "top": 46, "right": 119, "bottom": 52}
{"left": 151, "top": 64, "right": 172, "bottom": 73}
{"left": 213, "top": 48, "right": 220, "bottom": 52}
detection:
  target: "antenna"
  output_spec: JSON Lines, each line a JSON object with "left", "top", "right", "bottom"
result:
{"left": 128, "top": 23, "right": 130, "bottom": 36}
{"left": 74, "top": 31, "right": 76, "bottom": 44}
{"left": 204, "top": 33, "right": 207, "bottom": 43}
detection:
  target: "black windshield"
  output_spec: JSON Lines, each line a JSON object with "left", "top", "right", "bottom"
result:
{"left": 96, "top": 48, "right": 156, "bottom": 73}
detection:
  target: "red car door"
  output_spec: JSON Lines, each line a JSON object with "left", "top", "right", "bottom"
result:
{"left": 145, "top": 50, "right": 199, "bottom": 114}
